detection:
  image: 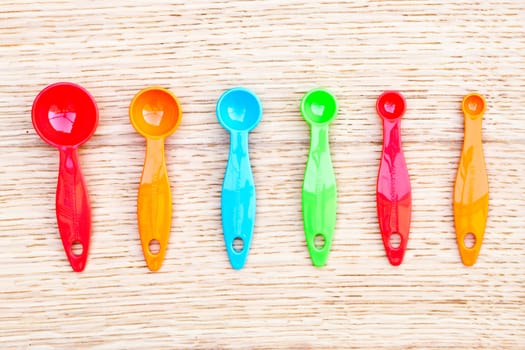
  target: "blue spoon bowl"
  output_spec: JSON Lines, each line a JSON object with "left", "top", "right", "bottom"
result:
{"left": 217, "top": 87, "right": 262, "bottom": 132}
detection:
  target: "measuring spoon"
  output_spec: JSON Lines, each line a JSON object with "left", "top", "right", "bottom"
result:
{"left": 300, "top": 88, "right": 338, "bottom": 267}
{"left": 376, "top": 91, "right": 412, "bottom": 266}
{"left": 129, "top": 87, "right": 182, "bottom": 271}
{"left": 454, "top": 93, "right": 488, "bottom": 266}
{"left": 32, "top": 82, "right": 98, "bottom": 272}
{"left": 216, "top": 87, "right": 262, "bottom": 270}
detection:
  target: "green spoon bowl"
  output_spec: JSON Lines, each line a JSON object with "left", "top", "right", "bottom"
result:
{"left": 300, "top": 88, "right": 338, "bottom": 125}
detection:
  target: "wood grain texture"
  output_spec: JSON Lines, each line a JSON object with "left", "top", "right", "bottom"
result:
{"left": 0, "top": 0, "right": 524, "bottom": 348}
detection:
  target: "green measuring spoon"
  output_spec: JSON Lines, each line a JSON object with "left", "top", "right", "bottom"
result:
{"left": 300, "top": 88, "right": 338, "bottom": 267}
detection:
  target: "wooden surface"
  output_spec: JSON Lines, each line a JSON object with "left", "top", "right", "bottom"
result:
{"left": 1, "top": 0, "right": 524, "bottom": 348}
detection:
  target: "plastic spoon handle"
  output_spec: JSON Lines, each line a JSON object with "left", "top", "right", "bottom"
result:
{"left": 302, "top": 124, "right": 337, "bottom": 267}
{"left": 454, "top": 108, "right": 488, "bottom": 266}
{"left": 221, "top": 130, "right": 256, "bottom": 270}
{"left": 56, "top": 147, "right": 91, "bottom": 272}
{"left": 377, "top": 118, "right": 412, "bottom": 266}
{"left": 137, "top": 138, "right": 172, "bottom": 271}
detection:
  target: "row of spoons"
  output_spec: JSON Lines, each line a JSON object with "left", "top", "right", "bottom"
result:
{"left": 31, "top": 83, "right": 488, "bottom": 272}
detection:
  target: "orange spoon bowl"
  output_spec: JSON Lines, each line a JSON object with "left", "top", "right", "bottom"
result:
{"left": 130, "top": 87, "right": 181, "bottom": 138}
{"left": 129, "top": 87, "right": 182, "bottom": 271}
{"left": 462, "top": 93, "right": 486, "bottom": 118}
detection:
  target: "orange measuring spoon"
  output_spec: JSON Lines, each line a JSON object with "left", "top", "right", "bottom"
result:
{"left": 129, "top": 87, "right": 182, "bottom": 271}
{"left": 454, "top": 93, "right": 488, "bottom": 266}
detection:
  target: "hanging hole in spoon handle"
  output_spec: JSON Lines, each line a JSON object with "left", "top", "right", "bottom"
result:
{"left": 376, "top": 91, "right": 412, "bottom": 266}
{"left": 225, "top": 234, "right": 250, "bottom": 270}
{"left": 232, "top": 237, "right": 244, "bottom": 253}
{"left": 457, "top": 231, "right": 483, "bottom": 266}
{"left": 381, "top": 230, "right": 409, "bottom": 266}
{"left": 141, "top": 230, "right": 168, "bottom": 272}
{"left": 306, "top": 232, "right": 333, "bottom": 267}
{"left": 314, "top": 233, "right": 326, "bottom": 250}
{"left": 148, "top": 239, "right": 161, "bottom": 254}
{"left": 56, "top": 147, "right": 91, "bottom": 272}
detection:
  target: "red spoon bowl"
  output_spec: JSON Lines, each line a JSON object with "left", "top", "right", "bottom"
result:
{"left": 32, "top": 82, "right": 98, "bottom": 148}
{"left": 376, "top": 90, "right": 406, "bottom": 121}
{"left": 32, "top": 82, "right": 98, "bottom": 272}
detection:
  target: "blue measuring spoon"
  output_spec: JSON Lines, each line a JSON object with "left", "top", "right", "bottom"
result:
{"left": 216, "top": 87, "right": 262, "bottom": 269}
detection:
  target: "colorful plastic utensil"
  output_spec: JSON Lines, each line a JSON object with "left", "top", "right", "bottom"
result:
{"left": 129, "top": 87, "right": 182, "bottom": 271}
{"left": 376, "top": 91, "right": 412, "bottom": 266}
{"left": 300, "top": 88, "right": 338, "bottom": 267}
{"left": 216, "top": 87, "right": 262, "bottom": 270}
{"left": 454, "top": 93, "right": 488, "bottom": 266}
{"left": 32, "top": 82, "right": 98, "bottom": 272}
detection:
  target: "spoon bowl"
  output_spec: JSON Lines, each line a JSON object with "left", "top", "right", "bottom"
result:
{"left": 32, "top": 82, "right": 98, "bottom": 147}
{"left": 216, "top": 87, "right": 262, "bottom": 132}
{"left": 130, "top": 87, "right": 181, "bottom": 139}
{"left": 300, "top": 88, "right": 338, "bottom": 125}
{"left": 462, "top": 93, "right": 486, "bottom": 118}
{"left": 376, "top": 90, "right": 406, "bottom": 120}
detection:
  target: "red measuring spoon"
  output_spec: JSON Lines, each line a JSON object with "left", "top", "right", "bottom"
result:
{"left": 376, "top": 91, "right": 412, "bottom": 266}
{"left": 32, "top": 82, "right": 98, "bottom": 272}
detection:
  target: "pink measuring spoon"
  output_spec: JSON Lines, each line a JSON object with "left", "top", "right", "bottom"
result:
{"left": 376, "top": 91, "right": 412, "bottom": 266}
